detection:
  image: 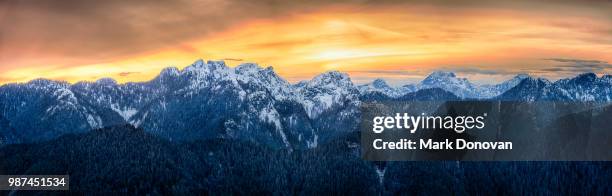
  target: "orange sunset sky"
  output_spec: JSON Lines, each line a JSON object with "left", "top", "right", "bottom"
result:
{"left": 0, "top": 0, "right": 611, "bottom": 85}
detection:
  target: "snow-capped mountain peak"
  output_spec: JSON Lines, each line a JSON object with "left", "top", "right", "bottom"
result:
{"left": 422, "top": 71, "right": 456, "bottom": 82}
{"left": 207, "top": 60, "right": 228, "bottom": 70}
{"left": 25, "top": 78, "right": 68, "bottom": 89}
{"left": 307, "top": 71, "right": 352, "bottom": 87}
{"left": 297, "top": 71, "right": 360, "bottom": 118}
{"left": 359, "top": 72, "right": 534, "bottom": 99}
{"left": 96, "top": 78, "right": 118, "bottom": 86}
{"left": 548, "top": 72, "right": 611, "bottom": 101}
{"left": 235, "top": 63, "right": 262, "bottom": 73}
{"left": 159, "top": 67, "right": 180, "bottom": 77}
{"left": 234, "top": 63, "right": 294, "bottom": 101}
{"left": 183, "top": 59, "right": 230, "bottom": 74}
{"left": 476, "top": 74, "right": 532, "bottom": 98}
{"left": 2, "top": 58, "right": 610, "bottom": 149}
{"left": 357, "top": 78, "right": 414, "bottom": 98}
{"left": 421, "top": 71, "right": 469, "bottom": 86}
{"left": 372, "top": 79, "right": 390, "bottom": 89}
{"left": 419, "top": 71, "right": 477, "bottom": 98}
{"left": 192, "top": 59, "right": 205, "bottom": 68}
{"left": 498, "top": 74, "right": 531, "bottom": 86}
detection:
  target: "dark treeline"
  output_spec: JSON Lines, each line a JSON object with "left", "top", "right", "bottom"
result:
{"left": 0, "top": 125, "right": 610, "bottom": 195}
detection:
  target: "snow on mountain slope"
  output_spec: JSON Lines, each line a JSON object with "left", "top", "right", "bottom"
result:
{"left": 418, "top": 71, "right": 530, "bottom": 99}
{"left": 548, "top": 73, "right": 612, "bottom": 101}
{"left": 296, "top": 71, "right": 360, "bottom": 119}
{"left": 0, "top": 79, "right": 105, "bottom": 143}
{"left": 479, "top": 74, "right": 531, "bottom": 98}
{"left": 497, "top": 73, "right": 612, "bottom": 102}
{"left": 70, "top": 78, "right": 160, "bottom": 123}
{"left": 131, "top": 60, "right": 306, "bottom": 148}
{"left": 179, "top": 60, "right": 294, "bottom": 101}
{"left": 419, "top": 71, "right": 479, "bottom": 98}
{"left": 295, "top": 71, "right": 361, "bottom": 144}
{"left": 23, "top": 80, "right": 103, "bottom": 129}
{"left": 359, "top": 72, "right": 531, "bottom": 99}
{"left": 358, "top": 79, "right": 415, "bottom": 98}
{"left": 496, "top": 77, "right": 552, "bottom": 101}
{"left": 0, "top": 58, "right": 610, "bottom": 148}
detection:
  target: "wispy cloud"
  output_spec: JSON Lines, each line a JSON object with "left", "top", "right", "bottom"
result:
{"left": 222, "top": 58, "right": 244, "bottom": 62}
{"left": 118, "top": 72, "right": 139, "bottom": 77}
{"left": 439, "top": 67, "right": 524, "bottom": 76}
{"left": 542, "top": 58, "right": 611, "bottom": 72}
{"left": 543, "top": 58, "right": 608, "bottom": 64}
{"left": 348, "top": 70, "right": 419, "bottom": 76}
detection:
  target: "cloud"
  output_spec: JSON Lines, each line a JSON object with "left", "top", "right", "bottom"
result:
{"left": 509, "top": 58, "right": 612, "bottom": 80}
{"left": 543, "top": 58, "right": 608, "bottom": 64}
{"left": 0, "top": 0, "right": 323, "bottom": 66}
{"left": 1, "top": 0, "right": 609, "bottom": 68}
{"left": 349, "top": 69, "right": 418, "bottom": 76}
{"left": 539, "top": 68, "right": 565, "bottom": 72}
{"left": 439, "top": 67, "right": 522, "bottom": 76}
{"left": 0, "top": 0, "right": 371, "bottom": 65}
{"left": 0, "top": 0, "right": 610, "bottom": 84}
{"left": 222, "top": 58, "right": 244, "bottom": 62}
{"left": 118, "top": 72, "right": 139, "bottom": 77}
{"left": 541, "top": 58, "right": 611, "bottom": 73}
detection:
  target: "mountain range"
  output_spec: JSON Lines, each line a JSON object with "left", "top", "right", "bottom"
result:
{"left": 357, "top": 71, "right": 530, "bottom": 99}
{"left": 0, "top": 59, "right": 610, "bottom": 147}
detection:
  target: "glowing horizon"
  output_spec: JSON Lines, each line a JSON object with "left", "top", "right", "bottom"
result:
{"left": 1, "top": 1, "right": 610, "bottom": 85}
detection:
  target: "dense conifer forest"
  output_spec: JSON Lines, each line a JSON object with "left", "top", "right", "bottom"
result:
{"left": 1, "top": 125, "right": 609, "bottom": 194}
